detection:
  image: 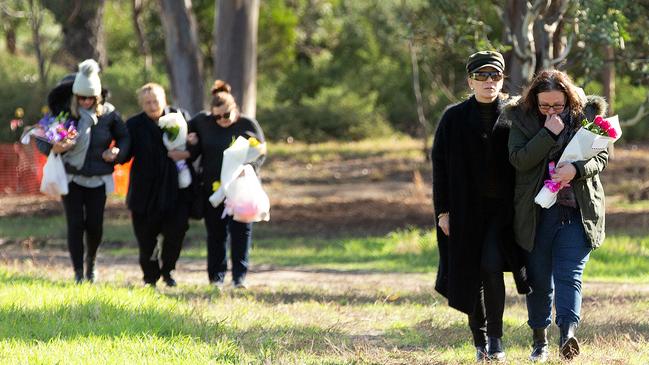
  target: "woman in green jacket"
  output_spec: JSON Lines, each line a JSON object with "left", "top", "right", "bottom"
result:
{"left": 499, "top": 70, "right": 608, "bottom": 362}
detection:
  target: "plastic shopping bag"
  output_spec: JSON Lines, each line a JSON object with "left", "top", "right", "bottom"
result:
{"left": 224, "top": 165, "right": 270, "bottom": 223}
{"left": 40, "top": 151, "right": 69, "bottom": 196}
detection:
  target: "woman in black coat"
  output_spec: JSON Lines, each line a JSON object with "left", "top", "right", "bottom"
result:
{"left": 124, "top": 83, "right": 192, "bottom": 288}
{"left": 187, "top": 80, "right": 265, "bottom": 289}
{"left": 432, "top": 51, "right": 529, "bottom": 361}
{"left": 37, "top": 60, "right": 130, "bottom": 283}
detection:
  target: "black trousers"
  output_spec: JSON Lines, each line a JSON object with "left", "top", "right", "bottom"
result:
{"left": 204, "top": 195, "right": 252, "bottom": 283}
{"left": 468, "top": 200, "right": 507, "bottom": 344}
{"left": 61, "top": 182, "right": 106, "bottom": 273}
{"left": 131, "top": 189, "right": 190, "bottom": 284}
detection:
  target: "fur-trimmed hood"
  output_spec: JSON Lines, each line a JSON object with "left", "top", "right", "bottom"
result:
{"left": 496, "top": 93, "right": 608, "bottom": 137}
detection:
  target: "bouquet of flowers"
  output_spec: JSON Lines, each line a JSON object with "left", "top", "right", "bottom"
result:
{"left": 158, "top": 112, "right": 192, "bottom": 188}
{"left": 20, "top": 111, "right": 77, "bottom": 145}
{"left": 534, "top": 115, "right": 622, "bottom": 208}
{"left": 209, "top": 135, "right": 269, "bottom": 222}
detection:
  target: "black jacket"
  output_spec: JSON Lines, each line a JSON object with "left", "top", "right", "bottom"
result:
{"left": 124, "top": 107, "right": 191, "bottom": 218}
{"left": 432, "top": 95, "right": 530, "bottom": 314}
{"left": 188, "top": 112, "right": 265, "bottom": 194}
{"left": 37, "top": 80, "right": 130, "bottom": 176}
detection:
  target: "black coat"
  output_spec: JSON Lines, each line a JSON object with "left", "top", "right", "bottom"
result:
{"left": 432, "top": 95, "right": 530, "bottom": 314}
{"left": 38, "top": 79, "right": 130, "bottom": 176}
{"left": 124, "top": 107, "right": 191, "bottom": 219}
{"left": 187, "top": 112, "right": 265, "bottom": 194}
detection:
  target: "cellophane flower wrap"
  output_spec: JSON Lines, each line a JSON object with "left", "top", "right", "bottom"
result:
{"left": 534, "top": 115, "right": 622, "bottom": 208}
{"left": 208, "top": 135, "right": 269, "bottom": 222}
{"left": 21, "top": 111, "right": 77, "bottom": 145}
{"left": 158, "top": 112, "right": 192, "bottom": 188}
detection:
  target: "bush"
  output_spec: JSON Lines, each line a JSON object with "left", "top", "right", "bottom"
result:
{"left": 259, "top": 85, "right": 394, "bottom": 142}
{"left": 0, "top": 54, "right": 68, "bottom": 143}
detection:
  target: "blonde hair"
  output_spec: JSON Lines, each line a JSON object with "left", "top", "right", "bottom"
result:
{"left": 71, "top": 94, "right": 104, "bottom": 118}
{"left": 137, "top": 82, "right": 167, "bottom": 105}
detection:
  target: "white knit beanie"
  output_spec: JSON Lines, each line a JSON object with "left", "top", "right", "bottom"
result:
{"left": 72, "top": 59, "right": 102, "bottom": 97}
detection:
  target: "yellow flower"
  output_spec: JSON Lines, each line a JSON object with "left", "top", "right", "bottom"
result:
{"left": 248, "top": 137, "right": 260, "bottom": 147}
{"left": 15, "top": 108, "right": 24, "bottom": 118}
{"left": 212, "top": 181, "right": 221, "bottom": 192}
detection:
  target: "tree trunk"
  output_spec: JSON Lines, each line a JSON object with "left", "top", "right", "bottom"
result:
{"left": 408, "top": 39, "right": 429, "bottom": 160}
{"left": 213, "top": 0, "right": 259, "bottom": 118}
{"left": 132, "top": 0, "right": 152, "bottom": 78}
{"left": 42, "top": 0, "right": 107, "bottom": 69}
{"left": 157, "top": 0, "right": 204, "bottom": 115}
{"left": 602, "top": 45, "right": 615, "bottom": 115}
{"left": 27, "top": 0, "right": 47, "bottom": 87}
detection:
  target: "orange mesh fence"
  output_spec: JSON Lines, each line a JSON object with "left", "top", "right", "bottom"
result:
{"left": 0, "top": 142, "right": 131, "bottom": 196}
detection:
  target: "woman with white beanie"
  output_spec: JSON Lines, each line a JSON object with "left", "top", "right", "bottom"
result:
{"left": 37, "top": 59, "right": 130, "bottom": 283}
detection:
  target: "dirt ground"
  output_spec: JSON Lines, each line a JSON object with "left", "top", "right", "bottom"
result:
{"left": 2, "top": 143, "right": 649, "bottom": 234}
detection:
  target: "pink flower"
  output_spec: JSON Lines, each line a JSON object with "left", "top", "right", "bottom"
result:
{"left": 593, "top": 115, "right": 605, "bottom": 127}
{"left": 599, "top": 119, "right": 611, "bottom": 130}
{"left": 607, "top": 128, "right": 618, "bottom": 139}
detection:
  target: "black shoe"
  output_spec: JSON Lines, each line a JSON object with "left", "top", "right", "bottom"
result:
{"left": 162, "top": 274, "right": 177, "bottom": 287}
{"left": 487, "top": 336, "right": 505, "bottom": 362}
{"left": 475, "top": 345, "right": 488, "bottom": 361}
{"left": 530, "top": 328, "right": 549, "bottom": 362}
{"left": 559, "top": 323, "right": 580, "bottom": 360}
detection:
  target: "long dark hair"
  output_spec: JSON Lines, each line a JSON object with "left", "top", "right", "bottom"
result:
{"left": 521, "top": 70, "right": 583, "bottom": 118}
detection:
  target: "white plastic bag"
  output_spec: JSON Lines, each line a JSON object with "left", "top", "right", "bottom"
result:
{"left": 40, "top": 151, "right": 69, "bottom": 196}
{"left": 223, "top": 165, "right": 270, "bottom": 223}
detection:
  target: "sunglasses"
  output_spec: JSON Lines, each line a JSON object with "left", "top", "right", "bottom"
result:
{"left": 214, "top": 112, "right": 231, "bottom": 121}
{"left": 77, "top": 95, "right": 96, "bottom": 101}
{"left": 470, "top": 71, "right": 503, "bottom": 82}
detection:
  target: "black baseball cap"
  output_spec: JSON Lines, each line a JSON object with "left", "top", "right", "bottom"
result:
{"left": 466, "top": 51, "right": 505, "bottom": 74}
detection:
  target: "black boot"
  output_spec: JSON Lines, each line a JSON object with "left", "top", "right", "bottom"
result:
{"left": 487, "top": 336, "right": 505, "bottom": 362}
{"left": 472, "top": 330, "right": 488, "bottom": 361}
{"left": 529, "top": 328, "right": 549, "bottom": 362}
{"left": 85, "top": 257, "right": 96, "bottom": 283}
{"left": 559, "top": 322, "right": 580, "bottom": 360}
{"left": 74, "top": 268, "right": 84, "bottom": 284}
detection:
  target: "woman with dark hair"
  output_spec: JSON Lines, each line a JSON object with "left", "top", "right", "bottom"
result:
{"left": 38, "top": 59, "right": 130, "bottom": 283}
{"left": 499, "top": 69, "right": 608, "bottom": 361}
{"left": 187, "top": 80, "right": 266, "bottom": 289}
{"left": 432, "top": 51, "right": 529, "bottom": 362}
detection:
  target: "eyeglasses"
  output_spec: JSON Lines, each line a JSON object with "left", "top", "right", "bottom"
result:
{"left": 77, "top": 95, "right": 96, "bottom": 101}
{"left": 214, "top": 112, "right": 231, "bottom": 121}
{"left": 538, "top": 103, "right": 565, "bottom": 111}
{"left": 470, "top": 71, "right": 503, "bottom": 82}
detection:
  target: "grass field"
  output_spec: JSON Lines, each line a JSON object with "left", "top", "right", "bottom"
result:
{"left": 1, "top": 226, "right": 649, "bottom": 364}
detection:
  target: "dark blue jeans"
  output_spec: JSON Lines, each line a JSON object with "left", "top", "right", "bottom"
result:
{"left": 526, "top": 204, "right": 591, "bottom": 329}
{"left": 204, "top": 198, "right": 253, "bottom": 283}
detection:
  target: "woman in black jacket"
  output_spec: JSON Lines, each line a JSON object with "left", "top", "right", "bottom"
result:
{"left": 124, "top": 83, "right": 192, "bottom": 288}
{"left": 432, "top": 51, "right": 529, "bottom": 361}
{"left": 188, "top": 80, "right": 265, "bottom": 289}
{"left": 38, "top": 59, "right": 130, "bottom": 283}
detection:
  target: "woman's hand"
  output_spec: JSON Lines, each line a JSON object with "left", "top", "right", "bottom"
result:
{"left": 168, "top": 150, "right": 190, "bottom": 161}
{"left": 102, "top": 147, "right": 120, "bottom": 162}
{"left": 187, "top": 132, "right": 198, "bottom": 145}
{"left": 552, "top": 162, "right": 576, "bottom": 187}
{"left": 438, "top": 213, "right": 450, "bottom": 236}
{"left": 51, "top": 139, "right": 75, "bottom": 154}
{"left": 544, "top": 114, "right": 565, "bottom": 135}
